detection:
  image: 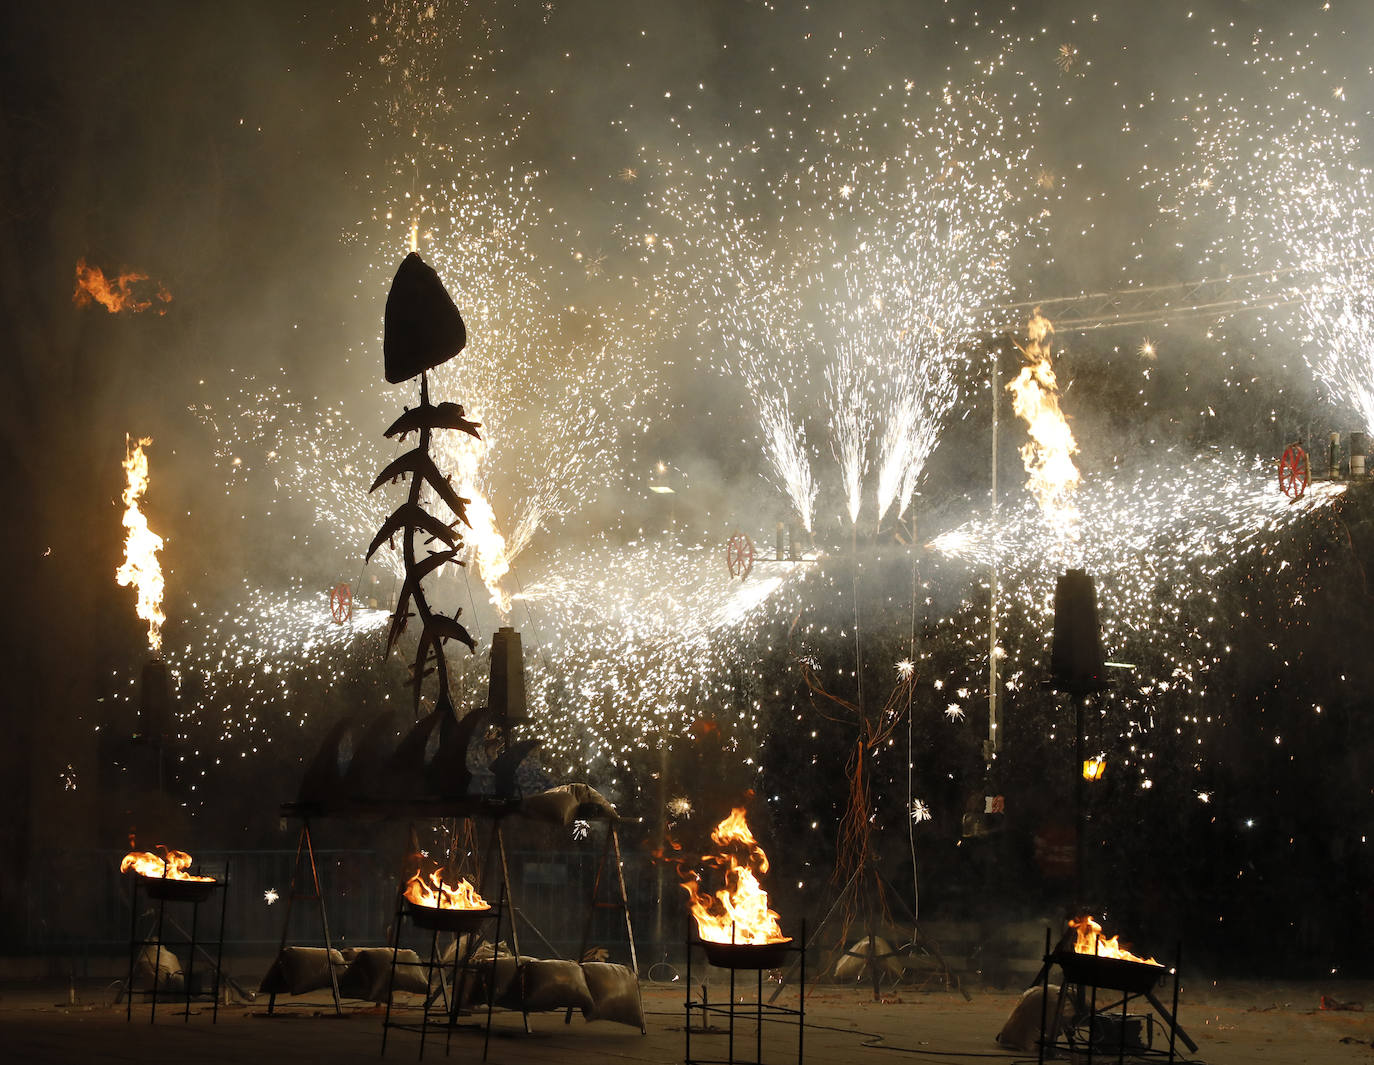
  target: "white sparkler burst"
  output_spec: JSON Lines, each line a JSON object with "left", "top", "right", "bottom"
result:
{"left": 148, "top": 581, "right": 390, "bottom": 754}
{"left": 1140, "top": 35, "right": 1374, "bottom": 434}
{"left": 511, "top": 539, "right": 816, "bottom": 772}
{"left": 929, "top": 447, "right": 1345, "bottom": 698}
{"left": 636, "top": 56, "right": 1044, "bottom": 532}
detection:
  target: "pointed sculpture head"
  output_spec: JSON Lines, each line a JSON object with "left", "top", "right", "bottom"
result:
{"left": 383, "top": 252, "right": 467, "bottom": 383}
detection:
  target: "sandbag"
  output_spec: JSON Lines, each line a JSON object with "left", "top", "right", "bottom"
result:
{"left": 258, "top": 946, "right": 345, "bottom": 996}
{"left": 834, "top": 936, "right": 902, "bottom": 983}
{"left": 581, "top": 961, "right": 643, "bottom": 1028}
{"left": 131, "top": 941, "right": 183, "bottom": 993}
{"left": 520, "top": 959, "right": 593, "bottom": 1012}
{"left": 520, "top": 782, "right": 618, "bottom": 825}
{"left": 337, "top": 947, "right": 430, "bottom": 1002}
{"left": 997, "top": 984, "right": 1070, "bottom": 1051}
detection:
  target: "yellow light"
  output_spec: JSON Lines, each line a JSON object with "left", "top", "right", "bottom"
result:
{"left": 1083, "top": 755, "right": 1106, "bottom": 781}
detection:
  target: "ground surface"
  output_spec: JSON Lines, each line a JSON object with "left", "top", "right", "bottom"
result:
{"left": 1, "top": 978, "right": 1371, "bottom": 1063}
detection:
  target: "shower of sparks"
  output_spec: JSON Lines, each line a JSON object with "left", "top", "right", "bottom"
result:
{"left": 119, "top": 581, "right": 392, "bottom": 767}
{"left": 132, "top": 4, "right": 1371, "bottom": 807}
{"left": 511, "top": 539, "right": 816, "bottom": 773}
{"left": 632, "top": 49, "right": 1044, "bottom": 531}
{"left": 1139, "top": 32, "right": 1374, "bottom": 434}
{"left": 115, "top": 436, "right": 167, "bottom": 653}
{"left": 928, "top": 448, "right": 1345, "bottom": 752}
{"left": 1007, "top": 311, "right": 1080, "bottom": 541}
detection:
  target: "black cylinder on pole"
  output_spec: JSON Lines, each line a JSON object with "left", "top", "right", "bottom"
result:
{"left": 1050, "top": 569, "right": 1105, "bottom": 695}
{"left": 488, "top": 626, "right": 527, "bottom": 727}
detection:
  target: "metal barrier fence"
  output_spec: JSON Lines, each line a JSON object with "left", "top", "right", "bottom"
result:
{"left": 23, "top": 838, "right": 677, "bottom": 971}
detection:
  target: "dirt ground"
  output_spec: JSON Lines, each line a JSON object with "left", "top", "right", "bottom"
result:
{"left": 1, "top": 976, "right": 1372, "bottom": 1065}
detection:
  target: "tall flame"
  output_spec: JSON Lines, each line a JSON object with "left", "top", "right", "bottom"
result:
{"left": 1007, "top": 311, "right": 1080, "bottom": 535}
{"left": 73, "top": 258, "right": 171, "bottom": 315}
{"left": 115, "top": 436, "right": 166, "bottom": 652}
{"left": 120, "top": 846, "right": 214, "bottom": 882}
{"left": 680, "top": 808, "right": 787, "bottom": 945}
{"left": 431, "top": 424, "right": 514, "bottom": 615}
{"left": 404, "top": 865, "right": 489, "bottom": 910}
{"left": 1069, "top": 915, "right": 1160, "bottom": 966}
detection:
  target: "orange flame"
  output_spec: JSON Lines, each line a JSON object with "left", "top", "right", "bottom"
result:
{"left": 120, "top": 846, "right": 214, "bottom": 882}
{"left": 404, "top": 865, "right": 489, "bottom": 910}
{"left": 680, "top": 808, "right": 787, "bottom": 945}
{"left": 429, "top": 424, "right": 514, "bottom": 615}
{"left": 1069, "top": 915, "right": 1160, "bottom": 966}
{"left": 115, "top": 436, "right": 166, "bottom": 652}
{"left": 1007, "top": 311, "right": 1080, "bottom": 532}
{"left": 73, "top": 259, "right": 171, "bottom": 315}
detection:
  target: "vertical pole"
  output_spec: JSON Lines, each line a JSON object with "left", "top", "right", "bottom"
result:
{"left": 1075, "top": 697, "right": 1086, "bottom": 905}
{"left": 213, "top": 861, "right": 229, "bottom": 1023}
{"left": 1119, "top": 991, "right": 1130, "bottom": 1065}
{"left": 655, "top": 741, "right": 668, "bottom": 960}
{"left": 185, "top": 898, "right": 198, "bottom": 1022}
{"left": 685, "top": 930, "right": 693, "bottom": 1064}
{"left": 798, "top": 920, "right": 806, "bottom": 1065}
{"left": 126, "top": 875, "right": 139, "bottom": 1022}
{"left": 151, "top": 893, "right": 166, "bottom": 1023}
{"left": 1168, "top": 942, "right": 1181, "bottom": 1063}
{"left": 988, "top": 344, "right": 1000, "bottom": 759}
{"left": 1037, "top": 928, "right": 1050, "bottom": 1065}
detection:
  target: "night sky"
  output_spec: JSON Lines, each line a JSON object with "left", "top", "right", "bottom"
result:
{"left": 4, "top": 0, "right": 1374, "bottom": 976}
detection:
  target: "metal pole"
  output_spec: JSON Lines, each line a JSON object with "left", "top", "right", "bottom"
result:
{"left": 989, "top": 345, "right": 1000, "bottom": 758}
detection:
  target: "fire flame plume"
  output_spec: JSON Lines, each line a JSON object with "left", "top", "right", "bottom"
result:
{"left": 115, "top": 436, "right": 166, "bottom": 652}
{"left": 1069, "top": 914, "right": 1160, "bottom": 966}
{"left": 680, "top": 808, "right": 787, "bottom": 945}
{"left": 121, "top": 846, "right": 213, "bottom": 882}
{"left": 73, "top": 258, "right": 171, "bottom": 315}
{"left": 404, "top": 865, "right": 489, "bottom": 910}
{"left": 430, "top": 425, "right": 514, "bottom": 615}
{"left": 1007, "top": 311, "right": 1080, "bottom": 536}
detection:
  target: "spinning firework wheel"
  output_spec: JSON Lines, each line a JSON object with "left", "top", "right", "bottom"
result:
{"left": 725, "top": 533, "right": 754, "bottom": 579}
{"left": 328, "top": 582, "right": 353, "bottom": 624}
{"left": 1279, "top": 445, "right": 1310, "bottom": 500}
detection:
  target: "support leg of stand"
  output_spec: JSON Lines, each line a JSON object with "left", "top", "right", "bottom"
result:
{"left": 382, "top": 895, "right": 403, "bottom": 1056}
{"left": 482, "top": 884, "right": 505, "bottom": 1063}
{"left": 418, "top": 926, "right": 439, "bottom": 1062}
{"left": 212, "top": 862, "right": 229, "bottom": 1023}
{"left": 126, "top": 876, "right": 139, "bottom": 1022}
{"left": 728, "top": 958, "right": 736, "bottom": 1065}
{"left": 495, "top": 827, "right": 529, "bottom": 1035}
{"left": 684, "top": 934, "right": 693, "bottom": 1065}
{"left": 1087, "top": 982, "right": 1097, "bottom": 1065}
{"left": 798, "top": 921, "right": 806, "bottom": 1065}
{"left": 768, "top": 864, "right": 862, "bottom": 1004}
{"left": 1037, "top": 930, "right": 1050, "bottom": 1065}
{"left": 756, "top": 966, "right": 763, "bottom": 1065}
{"left": 151, "top": 894, "right": 167, "bottom": 1024}
{"left": 1146, "top": 988, "right": 1197, "bottom": 1054}
{"left": 185, "top": 898, "right": 198, "bottom": 1022}
{"left": 1119, "top": 991, "right": 1129, "bottom": 1065}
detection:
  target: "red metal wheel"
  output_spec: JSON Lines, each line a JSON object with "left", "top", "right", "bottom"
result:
{"left": 329, "top": 582, "right": 353, "bottom": 624}
{"left": 725, "top": 533, "right": 754, "bottom": 580}
{"left": 1278, "top": 445, "right": 1309, "bottom": 500}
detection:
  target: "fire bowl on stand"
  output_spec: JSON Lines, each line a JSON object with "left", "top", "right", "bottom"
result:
{"left": 700, "top": 937, "right": 794, "bottom": 970}
{"left": 1051, "top": 949, "right": 1166, "bottom": 995}
{"left": 404, "top": 899, "right": 492, "bottom": 934}
{"left": 137, "top": 874, "right": 219, "bottom": 904}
